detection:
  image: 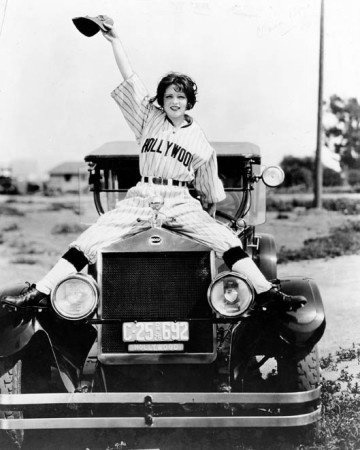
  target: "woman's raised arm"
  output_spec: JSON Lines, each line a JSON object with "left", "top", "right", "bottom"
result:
{"left": 102, "top": 24, "right": 134, "bottom": 80}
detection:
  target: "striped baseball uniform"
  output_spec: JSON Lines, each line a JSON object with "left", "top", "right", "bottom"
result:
{"left": 70, "top": 73, "right": 241, "bottom": 264}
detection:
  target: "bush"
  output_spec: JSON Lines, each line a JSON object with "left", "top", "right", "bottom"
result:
{"left": 280, "top": 155, "right": 314, "bottom": 188}
{"left": 12, "top": 240, "right": 46, "bottom": 255}
{"left": 1, "top": 223, "right": 19, "bottom": 232}
{"left": 10, "top": 257, "right": 38, "bottom": 265}
{"left": 51, "top": 222, "right": 87, "bottom": 235}
{"left": 348, "top": 169, "right": 360, "bottom": 186}
{"left": 0, "top": 205, "right": 25, "bottom": 216}
{"left": 278, "top": 221, "right": 360, "bottom": 262}
{"left": 323, "top": 167, "right": 343, "bottom": 187}
{"left": 323, "top": 197, "right": 360, "bottom": 215}
{"left": 317, "top": 346, "right": 360, "bottom": 449}
{"left": 266, "top": 197, "right": 310, "bottom": 212}
{"left": 267, "top": 196, "right": 360, "bottom": 215}
{"left": 46, "top": 202, "right": 79, "bottom": 212}
{"left": 280, "top": 155, "right": 343, "bottom": 188}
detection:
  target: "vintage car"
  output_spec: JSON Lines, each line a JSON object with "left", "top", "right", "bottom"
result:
{"left": 0, "top": 141, "right": 325, "bottom": 448}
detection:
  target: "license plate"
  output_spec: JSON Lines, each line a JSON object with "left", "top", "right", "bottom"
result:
{"left": 128, "top": 343, "right": 184, "bottom": 352}
{"left": 122, "top": 321, "right": 189, "bottom": 342}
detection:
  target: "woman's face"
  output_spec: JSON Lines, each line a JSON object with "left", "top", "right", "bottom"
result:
{"left": 163, "top": 84, "right": 188, "bottom": 125}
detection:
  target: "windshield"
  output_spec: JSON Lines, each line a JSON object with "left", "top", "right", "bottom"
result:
{"left": 79, "top": 157, "right": 266, "bottom": 226}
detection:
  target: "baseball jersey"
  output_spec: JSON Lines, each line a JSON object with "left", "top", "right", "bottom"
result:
{"left": 111, "top": 74, "right": 226, "bottom": 204}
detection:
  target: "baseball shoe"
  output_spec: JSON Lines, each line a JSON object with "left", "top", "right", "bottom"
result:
{"left": 257, "top": 287, "right": 307, "bottom": 312}
{"left": 1, "top": 284, "right": 49, "bottom": 310}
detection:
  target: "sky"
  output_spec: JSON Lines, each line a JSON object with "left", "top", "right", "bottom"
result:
{"left": 0, "top": 0, "right": 359, "bottom": 175}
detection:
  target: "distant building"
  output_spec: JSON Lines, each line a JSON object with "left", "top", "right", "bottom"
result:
{"left": 48, "top": 161, "right": 88, "bottom": 194}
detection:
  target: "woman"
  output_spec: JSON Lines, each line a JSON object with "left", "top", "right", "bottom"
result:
{"left": 1, "top": 19, "right": 305, "bottom": 310}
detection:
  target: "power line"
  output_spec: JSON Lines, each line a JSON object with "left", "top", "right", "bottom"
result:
{"left": 0, "top": 0, "right": 8, "bottom": 37}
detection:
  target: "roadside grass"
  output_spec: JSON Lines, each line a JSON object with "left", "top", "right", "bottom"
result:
{"left": 0, "top": 204, "right": 25, "bottom": 216}
{"left": 267, "top": 196, "right": 360, "bottom": 215}
{"left": 314, "top": 344, "right": 360, "bottom": 450}
{"left": 278, "top": 221, "right": 360, "bottom": 263}
{"left": 4, "top": 198, "right": 34, "bottom": 204}
{"left": 51, "top": 222, "right": 87, "bottom": 234}
{"left": 1, "top": 223, "right": 19, "bottom": 232}
{"left": 45, "top": 202, "right": 80, "bottom": 214}
{"left": 10, "top": 256, "right": 38, "bottom": 265}
{"left": 7, "top": 238, "right": 47, "bottom": 255}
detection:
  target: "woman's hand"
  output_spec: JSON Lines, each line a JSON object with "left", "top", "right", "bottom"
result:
{"left": 207, "top": 203, "right": 217, "bottom": 218}
{"left": 101, "top": 23, "right": 119, "bottom": 42}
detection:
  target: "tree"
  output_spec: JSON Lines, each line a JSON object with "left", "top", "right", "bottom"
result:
{"left": 280, "top": 156, "right": 313, "bottom": 189}
{"left": 280, "top": 155, "right": 342, "bottom": 188}
{"left": 326, "top": 95, "right": 360, "bottom": 171}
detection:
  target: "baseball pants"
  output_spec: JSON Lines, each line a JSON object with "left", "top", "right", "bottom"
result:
{"left": 36, "top": 182, "right": 272, "bottom": 295}
{"left": 70, "top": 182, "right": 242, "bottom": 263}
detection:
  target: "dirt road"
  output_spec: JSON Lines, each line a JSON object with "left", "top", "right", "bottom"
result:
{"left": 279, "top": 255, "right": 360, "bottom": 355}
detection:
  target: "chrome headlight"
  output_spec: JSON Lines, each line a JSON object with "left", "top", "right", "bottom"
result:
{"left": 207, "top": 272, "right": 254, "bottom": 318}
{"left": 51, "top": 274, "right": 98, "bottom": 320}
{"left": 261, "top": 166, "right": 285, "bottom": 187}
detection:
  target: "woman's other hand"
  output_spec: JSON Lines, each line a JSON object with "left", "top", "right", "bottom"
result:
{"left": 207, "top": 203, "right": 217, "bottom": 218}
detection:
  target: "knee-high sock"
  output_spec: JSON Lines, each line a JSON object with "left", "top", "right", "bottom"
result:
{"left": 36, "top": 258, "right": 77, "bottom": 295}
{"left": 232, "top": 258, "right": 272, "bottom": 294}
{"left": 223, "top": 246, "right": 272, "bottom": 294}
{"left": 36, "top": 247, "right": 89, "bottom": 295}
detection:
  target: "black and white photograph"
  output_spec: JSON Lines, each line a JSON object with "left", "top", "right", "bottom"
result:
{"left": 0, "top": 0, "right": 359, "bottom": 449}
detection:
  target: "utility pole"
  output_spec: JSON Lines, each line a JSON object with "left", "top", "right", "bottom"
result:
{"left": 313, "top": 0, "right": 324, "bottom": 208}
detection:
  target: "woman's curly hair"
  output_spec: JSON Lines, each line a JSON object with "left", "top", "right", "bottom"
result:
{"left": 150, "top": 72, "right": 198, "bottom": 110}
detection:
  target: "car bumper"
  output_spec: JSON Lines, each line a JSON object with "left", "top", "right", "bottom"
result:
{"left": 0, "top": 389, "right": 321, "bottom": 429}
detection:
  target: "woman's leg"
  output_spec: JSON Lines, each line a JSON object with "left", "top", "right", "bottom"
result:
{"left": 168, "top": 203, "right": 306, "bottom": 310}
{"left": 1, "top": 199, "right": 153, "bottom": 308}
{"left": 168, "top": 203, "right": 272, "bottom": 293}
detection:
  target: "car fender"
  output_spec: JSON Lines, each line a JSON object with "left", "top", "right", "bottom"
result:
{"left": 0, "top": 283, "right": 97, "bottom": 391}
{"left": 277, "top": 276, "right": 326, "bottom": 351}
{"left": 253, "top": 233, "right": 277, "bottom": 281}
{"left": 0, "top": 283, "right": 37, "bottom": 357}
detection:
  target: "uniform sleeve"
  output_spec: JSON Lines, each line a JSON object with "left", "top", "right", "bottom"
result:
{"left": 111, "top": 73, "right": 153, "bottom": 142}
{"left": 194, "top": 148, "right": 226, "bottom": 204}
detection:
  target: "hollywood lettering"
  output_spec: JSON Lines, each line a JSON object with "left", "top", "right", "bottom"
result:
{"left": 141, "top": 138, "right": 193, "bottom": 168}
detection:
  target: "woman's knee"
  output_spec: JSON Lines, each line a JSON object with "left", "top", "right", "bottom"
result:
{"left": 223, "top": 246, "right": 249, "bottom": 269}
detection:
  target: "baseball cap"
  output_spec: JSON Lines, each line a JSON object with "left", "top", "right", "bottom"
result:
{"left": 72, "top": 15, "right": 114, "bottom": 37}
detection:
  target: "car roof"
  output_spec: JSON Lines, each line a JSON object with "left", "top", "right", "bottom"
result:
{"left": 85, "top": 141, "right": 260, "bottom": 162}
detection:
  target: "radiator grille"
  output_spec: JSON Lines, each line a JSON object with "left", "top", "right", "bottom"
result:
{"left": 100, "top": 251, "right": 214, "bottom": 355}
{"left": 101, "top": 252, "right": 213, "bottom": 320}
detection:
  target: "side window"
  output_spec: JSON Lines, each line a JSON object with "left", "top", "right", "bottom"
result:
{"left": 218, "top": 157, "right": 244, "bottom": 188}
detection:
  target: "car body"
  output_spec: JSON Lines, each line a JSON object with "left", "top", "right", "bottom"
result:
{"left": 0, "top": 141, "right": 325, "bottom": 447}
